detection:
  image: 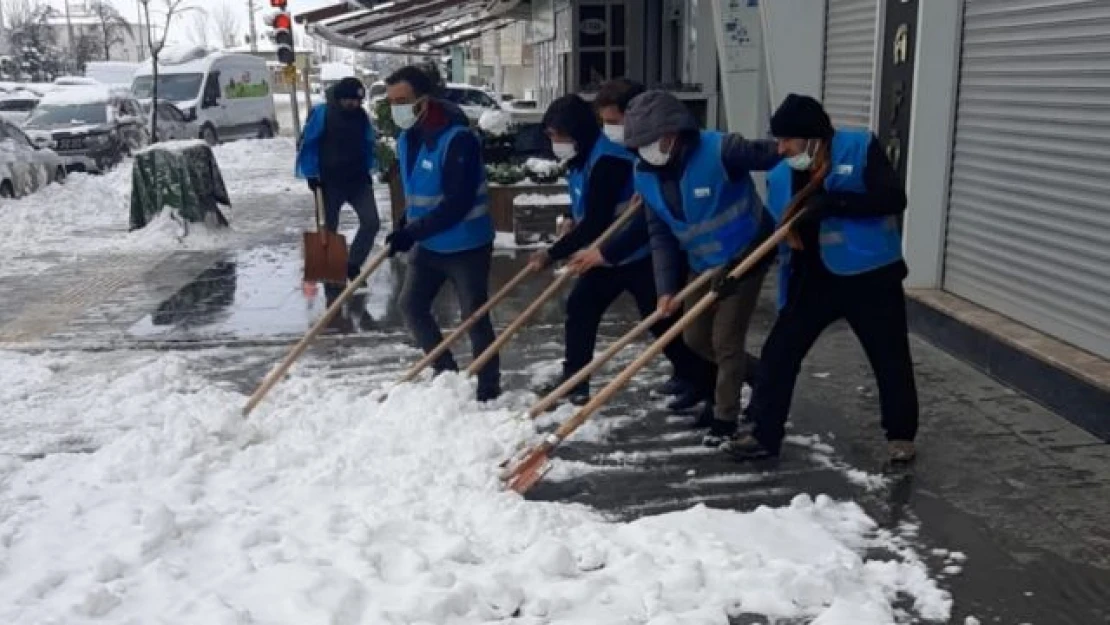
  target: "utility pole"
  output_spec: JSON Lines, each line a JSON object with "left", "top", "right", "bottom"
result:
{"left": 135, "top": 0, "right": 146, "bottom": 59}
{"left": 247, "top": 0, "right": 258, "bottom": 53}
{"left": 64, "top": 0, "right": 76, "bottom": 73}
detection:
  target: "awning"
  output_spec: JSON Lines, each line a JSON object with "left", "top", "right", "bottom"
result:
{"left": 297, "top": 0, "right": 526, "bottom": 52}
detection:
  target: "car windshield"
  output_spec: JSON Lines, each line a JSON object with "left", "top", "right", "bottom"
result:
{"left": 0, "top": 99, "right": 36, "bottom": 111}
{"left": 25, "top": 102, "right": 109, "bottom": 126}
{"left": 132, "top": 73, "right": 203, "bottom": 101}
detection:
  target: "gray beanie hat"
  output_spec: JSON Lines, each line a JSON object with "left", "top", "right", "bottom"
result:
{"left": 622, "top": 90, "right": 698, "bottom": 148}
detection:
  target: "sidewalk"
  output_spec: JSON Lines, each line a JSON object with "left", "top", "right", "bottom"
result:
{"left": 1, "top": 143, "right": 1106, "bottom": 623}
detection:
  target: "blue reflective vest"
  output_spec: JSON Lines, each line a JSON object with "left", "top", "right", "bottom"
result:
{"left": 565, "top": 136, "right": 650, "bottom": 265}
{"left": 634, "top": 131, "right": 762, "bottom": 273}
{"left": 398, "top": 125, "right": 494, "bottom": 254}
{"left": 766, "top": 128, "right": 904, "bottom": 309}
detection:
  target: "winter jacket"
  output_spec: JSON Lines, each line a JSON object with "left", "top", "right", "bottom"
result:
{"left": 398, "top": 99, "right": 493, "bottom": 253}
{"left": 636, "top": 131, "right": 781, "bottom": 294}
{"left": 767, "top": 128, "right": 906, "bottom": 309}
{"left": 294, "top": 94, "right": 376, "bottom": 182}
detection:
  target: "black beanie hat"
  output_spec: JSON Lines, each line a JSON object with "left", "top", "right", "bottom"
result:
{"left": 334, "top": 77, "right": 365, "bottom": 101}
{"left": 770, "top": 93, "right": 833, "bottom": 139}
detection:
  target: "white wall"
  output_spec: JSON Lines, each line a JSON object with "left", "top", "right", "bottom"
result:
{"left": 760, "top": 0, "right": 826, "bottom": 107}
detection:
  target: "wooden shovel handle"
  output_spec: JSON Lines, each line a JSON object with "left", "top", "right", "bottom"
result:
{"left": 242, "top": 247, "right": 391, "bottom": 417}
{"left": 526, "top": 267, "right": 719, "bottom": 418}
{"left": 542, "top": 209, "right": 810, "bottom": 448}
{"left": 465, "top": 195, "right": 645, "bottom": 376}
{"left": 314, "top": 187, "right": 326, "bottom": 232}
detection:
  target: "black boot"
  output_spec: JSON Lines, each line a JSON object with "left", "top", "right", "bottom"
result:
{"left": 702, "top": 418, "right": 739, "bottom": 447}
{"left": 719, "top": 433, "right": 779, "bottom": 461}
{"left": 690, "top": 401, "right": 715, "bottom": 429}
{"left": 656, "top": 375, "right": 689, "bottom": 396}
{"left": 667, "top": 388, "right": 707, "bottom": 413}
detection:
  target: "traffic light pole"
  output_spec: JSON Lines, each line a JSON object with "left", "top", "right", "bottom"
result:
{"left": 289, "top": 69, "right": 302, "bottom": 139}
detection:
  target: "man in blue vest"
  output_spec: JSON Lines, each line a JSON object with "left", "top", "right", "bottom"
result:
{"left": 622, "top": 90, "right": 782, "bottom": 446}
{"left": 722, "top": 94, "right": 919, "bottom": 464}
{"left": 383, "top": 66, "right": 501, "bottom": 402}
{"left": 527, "top": 94, "right": 714, "bottom": 405}
{"left": 294, "top": 77, "right": 379, "bottom": 282}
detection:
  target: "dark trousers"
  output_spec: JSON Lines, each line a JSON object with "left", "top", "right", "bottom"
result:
{"left": 398, "top": 244, "right": 499, "bottom": 391}
{"left": 563, "top": 257, "right": 714, "bottom": 393}
{"left": 322, "top": 180, "right": 380, "bottom": 272}
{"left": 750, "top": 269, "right": 920, "bottom": 452}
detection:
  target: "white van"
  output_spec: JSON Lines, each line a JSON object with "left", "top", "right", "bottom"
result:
{"left": 132, "top": 47, "right": 278, "bottom": 144}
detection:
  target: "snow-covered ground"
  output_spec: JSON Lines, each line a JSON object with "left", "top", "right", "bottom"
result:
{"left": 0, "top": 349, "right": 951, "bottom": 624}
{"left": 0, "top": 138, "right": 309, "bottom": 279}
{"left": 0, "top": 134, "right": 955, "bottom": 623}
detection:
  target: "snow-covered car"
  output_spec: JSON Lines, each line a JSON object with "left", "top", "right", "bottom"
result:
{"left": 0, "top": 118, "right": 66, "bottom": 199}
{"left": 147, "top": 100, "right": 195, "bottom": 142}
{"left": 442, "top": 83, "right": 503, "bottom": 124}
{"left": 23, "top": 87, "right": 150, "bottom": 174}
{"left": 0, "top": 90, "right": 39, "bottom": 124}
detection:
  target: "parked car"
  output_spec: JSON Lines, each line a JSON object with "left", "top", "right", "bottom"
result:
{"left": 145, "top": 99, "right": 196, "bottom": 142}
{"left": 0, "top": 118, "right": 66, "bottom": 199}
{"left": 441, "top": 83, "right": 503, "bottom": 124}
{"left": 0, "top": 90, "right": 40, "bottom": 124}
{"left": 132, "top": 47, "right": 278, "bottom": 144}
{"left": 23, "top": 87, "right": 150, "bottom": 174}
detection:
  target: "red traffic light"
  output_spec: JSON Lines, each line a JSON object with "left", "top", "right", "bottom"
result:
{"left": 273, "top": 12, "right": 291, "bottom": 30}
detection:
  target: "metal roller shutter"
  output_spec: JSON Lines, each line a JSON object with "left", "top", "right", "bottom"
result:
{"left": 944, "top": 0, "right": 1110, "bottom": 359}
{"left": 822, "top": 0, "right": 879, "bottom": 128}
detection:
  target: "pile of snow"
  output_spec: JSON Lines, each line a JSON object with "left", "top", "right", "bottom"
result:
{"left": 0, "top": 350, "right": 952, "bottom": 624}
{"left": 37, "top": 85, "right": 115, "bottom": 106}
{"left": 478, "top": 109, "right": 512, "bottom": 135}
{"left": 513, "top": 192, "right": 571, "bottom": 206}
{"left": 524, "top": 157, "right": 560, "bottom": 176}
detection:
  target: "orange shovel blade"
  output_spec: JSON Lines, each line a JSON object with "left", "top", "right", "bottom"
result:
{"left": 504, "top": 450, "right": 552, "bottom": 494}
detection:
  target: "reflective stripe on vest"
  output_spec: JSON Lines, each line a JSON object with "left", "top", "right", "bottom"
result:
{"left": 765, "top": 128, "right": 904, "bottom": 309}
{"left": 398, "top": 125, "right": 494, "bottom": 253}
{"left": 566, "top": 136, "right": 649, "bottom": 266}
{"left": 633, "top": 130, "right": 760, "bottom": 273}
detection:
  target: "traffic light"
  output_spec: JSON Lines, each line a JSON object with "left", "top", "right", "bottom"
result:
{"left": 263, "top": 6, "right": 294, "bottom": 66}
{"left": 272, "top": 11, "right": 295, "bottom": 65}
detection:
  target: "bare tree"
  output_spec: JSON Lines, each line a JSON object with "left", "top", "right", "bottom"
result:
{"left": 139, "top": 0, "right": 199, "bottom": 142}
{"left": 88, "top": 1, "right": 133, "bottom": 61}
{"left": 187, "top": 9, "right": 212, "bottom": 46}
{"left": 210, "top": 1, "right": 241, "bottom": 48}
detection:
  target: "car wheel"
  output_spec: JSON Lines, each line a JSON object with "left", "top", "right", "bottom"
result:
{"left": 54, "top": 166, "right": 66, "bottom": 184}
{"left": 201, "top": 125, "right": 219, "bottom": 146}
{"left": 257, "top": 121, "right": 274, "bottom": 139}
{"left": 0, "top": 181, "right": 13, "bottom": 199}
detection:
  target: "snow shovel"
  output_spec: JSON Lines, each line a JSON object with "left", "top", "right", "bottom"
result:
{"left": 242, "top": 247, "right": 391, "bottom": 417}
{"left": 502, "top": 169, "right": 830, "bottom": 494}
{"left": 465, "top": 196, "right": 644, "bottom": 377}
{"left": 303, "top": 188, "right": 349, "bottom": 284}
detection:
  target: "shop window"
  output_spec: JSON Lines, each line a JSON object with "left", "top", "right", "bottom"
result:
{"left": 576, "top": 0, "right": 628, "bottom": 90}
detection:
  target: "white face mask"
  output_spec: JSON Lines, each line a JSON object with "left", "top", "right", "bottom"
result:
{"left": 786, "top": 140, "right": 817, "bottom": 170}
{"left": 639, "top": 138, "right": 671, "bottom": 166}
{"left": 602, "top": 123, "right": 625, "bottom": 144}
{"left": 551, "top": 141, "right": 577, "bottom": 161}
{"left": 392, "top": 103, "right": 417, "bottom": 129}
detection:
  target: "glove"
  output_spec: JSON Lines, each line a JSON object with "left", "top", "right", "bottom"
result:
{"left": 385, "top": 229, "right": 415, "bottom": 256}
{"left": 307, "top": 177, "right": 320, "bottom": 192}
{"left": 711, "top": 266, "right": 742, "bottom": 298}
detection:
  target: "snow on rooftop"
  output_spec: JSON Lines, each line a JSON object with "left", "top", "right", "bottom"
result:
{"left": 38, "top": 85, "right": 116, "bottom": 105}
{"left": 319, "top": 62, "right": 356, "bottom": 82}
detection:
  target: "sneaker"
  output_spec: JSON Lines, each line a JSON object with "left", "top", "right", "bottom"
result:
{"left": 702, "top": 418, "right": 738, "bottom": 447}
{"left": 667, "top": 389, "right": 706, "bottom": 413}
{"left": 657, "top": 375, "right": 689, "bottom": 396}
{"left": 719, "top": 433, "right": 778, "bottom": 461}
{"left": 887, "top": 440, "right": 916, "bottom": 464}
